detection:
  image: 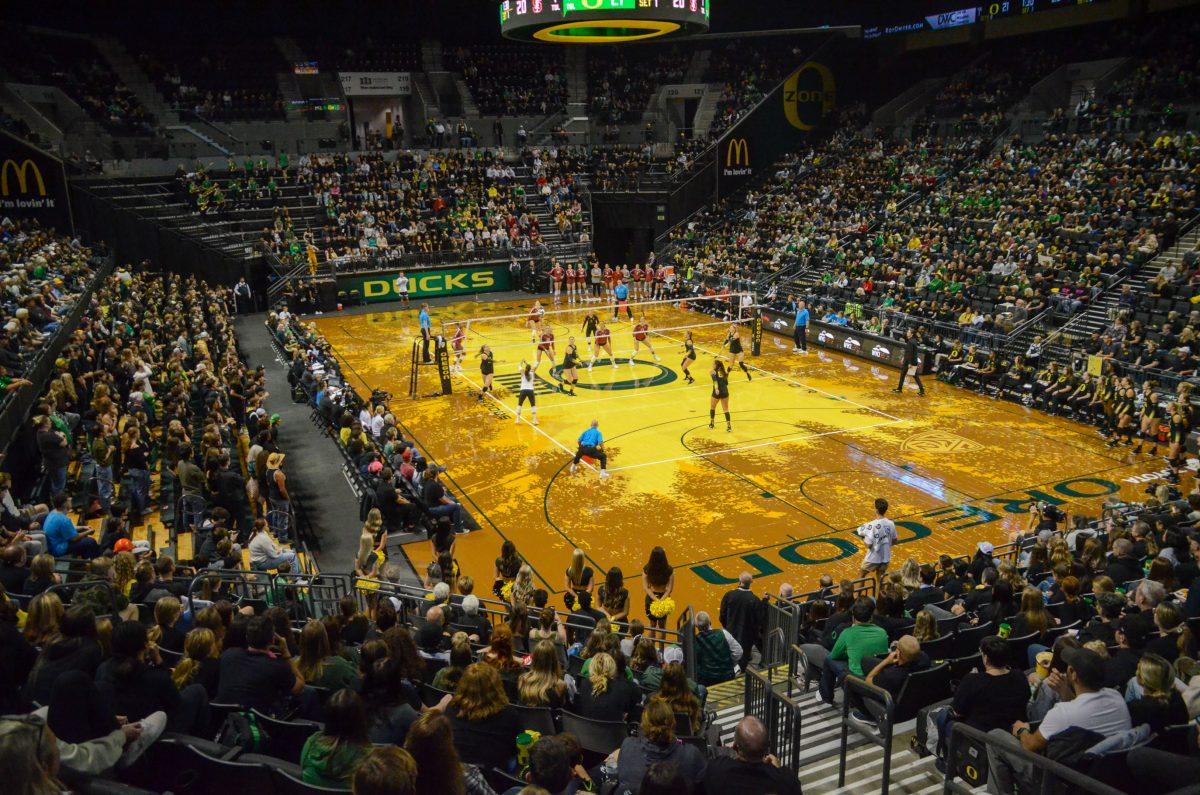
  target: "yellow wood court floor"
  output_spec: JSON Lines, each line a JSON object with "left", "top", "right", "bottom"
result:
{"left": 312, "top": 296, "right": 1178, "bottom": 620}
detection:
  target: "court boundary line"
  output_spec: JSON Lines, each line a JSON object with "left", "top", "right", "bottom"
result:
{"left": 455, "top": 369, "right": 602, "bottom": 475}
{"left": 604, "top": 418, "right": 907, "bottom": 473}
{"left": 652, "top": 326, "right": 902, "bottom": 422}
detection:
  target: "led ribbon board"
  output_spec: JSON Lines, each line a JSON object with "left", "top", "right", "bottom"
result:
{"left": 500, "top": 0, "right": 710, "bottom": 43}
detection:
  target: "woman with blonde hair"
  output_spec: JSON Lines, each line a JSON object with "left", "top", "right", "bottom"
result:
{"left": 510, "top": 564, "right": 534, "bottom": 608}
{"left": 444, "top": 663, "right": 521, "bottom": 770}
{"left": 899, "top": 558, "right": 921, "bottom": 593}
{"left": 575, "top": 651, "right": 640, "bottom": 721}
{"left": 172, "top": 628, "right": 221, "bottom": 697}
{"left": 355, "top": 509, "right": 386, "bottom": 577}
{"left": 1127, "top": 654, "right": 1188, "bottom": 732}
{"left": 24, "top": 591, "right": 64, "bottom": 646}
{"left": 112, "top": 551, "right": 136, "bottom": 598}
{"left": 517, "top": 640, "right": 570, "bottom": 709}
{"left": 564, "top": 548, "right": 594, "bottom": 605}
{"left": 913, "top": 609, "right": 940, "bottom": 643}
{"left": 148, "top": 596, "right": 185, "bottom": 653}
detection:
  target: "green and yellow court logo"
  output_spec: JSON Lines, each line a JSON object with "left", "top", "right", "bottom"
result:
{"left": 900, "top": 430, "right": 983, "bottom": 454}
{"left": 550, "top": 359, "right": 677, "bottom": 391}
{"left": 783, "top": 62, "right": 836, "bottom": 132}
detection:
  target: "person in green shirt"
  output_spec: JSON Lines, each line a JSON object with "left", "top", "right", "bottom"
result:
{"left": 817, "top": 597, "right": 889, "bottom": 705}
{"left": 297, "top": 621, "right": 360, "bottom": 692}
{"left": 300, "top": 689, "right": 371, "bottom": 788}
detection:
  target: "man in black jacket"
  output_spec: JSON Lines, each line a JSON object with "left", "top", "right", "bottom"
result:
{"left": 719, "top": 572, "right": 766, "bottom": 669}
{"left": 893, "top": 328, "right": 925, "bottom": 396}
{"left": 1105, "top": 538, "right": 1143, "bottom": 587}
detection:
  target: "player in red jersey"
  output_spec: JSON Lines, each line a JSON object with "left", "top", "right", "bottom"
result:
{"left": 629, "top": 314, "right": 661, "bottom": 365}
{"left": 565, "top": 264, "right": 579, "bottom": 305}
{"left": 604, "top": 265, "right": 618, "bottom": 298}
{"left": 526, "top": 300, "right": 545, "bottom": 343}
{"left": 653, "top": 265, "right": 669, "bottom": 300}
{"left": 631, "top": 264, "right": 645, "bottom": 300}
{"left": 590, "top": 321, "right": 615, "bottom": 369}
{"left": 549, "top": 261, "right": 565, "bottom": 304}
{"left": 535, "top": 327, "right": 556, "bottom": 370}
{"left": 450, "top": 322, "right": 467, "bottom": 373}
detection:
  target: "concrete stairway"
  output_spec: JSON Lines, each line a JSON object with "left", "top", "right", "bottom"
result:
{"left": 94, "top": 37, "right": 177, "bottom": 126}
{"left": 691, "top": 84, "right": 724, "bottom": 138}
{"left": 706, "top": 674, "right": 947, "bottom": 795}
{"left": 421, "top": 40, "right": 444, "bottom": 72}
{"left": 1046, "top": 225, "right": 1200, "bottom": 348}
{"left": 565, "top": 47, "right": 588, "bottom": 107}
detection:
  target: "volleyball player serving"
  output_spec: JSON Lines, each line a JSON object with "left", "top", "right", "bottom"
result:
{"left": 515, "top": 361, "right": 538, "bottom": 425}
{"left": 723, "top": 323, "right": 752, "bottom": 380}
{"left": 680, "top": 331, "right": 697, "bottom": 384}
{"left": 710, "top": 360, "right": 731, "bottom": 431}
{"left": 477, "top": 345, "right": 495, "bottom": 402}
{"left": 560, "top": 337, "right": 581, "bottom": 396}
{"left": 450, "top": 321, "right": 466, "bottom": 373}
{"left": 630, "top": 314, "right": 661, "bottom": 365}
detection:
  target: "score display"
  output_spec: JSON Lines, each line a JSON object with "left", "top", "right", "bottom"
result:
{"left": 500, "top": 0, "right": 710, "bottom": 43}
{"left": 863, "top": 0, "right": 1103, "bottom": 39}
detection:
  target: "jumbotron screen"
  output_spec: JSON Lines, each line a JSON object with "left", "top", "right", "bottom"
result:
{"left": 500, "top": 0, "right": 710, "bottom": 43}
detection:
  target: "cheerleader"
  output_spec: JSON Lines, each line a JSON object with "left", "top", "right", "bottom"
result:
{"left": 680, "top": 331, "right": 697, "bottom": 384}
{"left": 535, "top": 327, "right": 557, "bottom": 370}
{"left": 527, "top": 300, "right": 545, "bottom": 343}
{"left": 477, "top": 345, "right": 495, "bottom": 402}
{"left": 514, "top": 361, "right": 538, "bottom": 425}
{"left": 549, "top": 261, "right": 565, "bottom": 304}
{"left": 1106, "top": 387, "right": 1137, "bottom": 447}
{"left": 1133, "top": 391, "right": 1162, "bottom": 456}
{"left": 450, "top": 322, "right": 466, "bottom": 373}
{"left": 590, "top": 321, "right": 615, "bottom": 370}
{"left": 560, "top": 337, "right": 581, "bottom": 396}
{"left": 723, "top": 324, "right": 752, "bottom": 380}
{"left": 630, "top": 314, "right": 661, "bottom": 365}
{"left": 710, "top": 359, "right": 731, "bottom": 432}
{"left": 1166, "top": 401, "right": 1186, "bottom": 482}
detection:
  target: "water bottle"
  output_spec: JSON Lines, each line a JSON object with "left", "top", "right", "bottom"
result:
{"left": 998, "top": 622, "right": 1011, "bottom": 639}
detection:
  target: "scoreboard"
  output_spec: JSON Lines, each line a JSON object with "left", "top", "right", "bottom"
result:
{"left": 500, "top": 0, "right": 710, "bottom": 43}
{"left": 863, "top": 0, "right": 1104, "bottom": 39}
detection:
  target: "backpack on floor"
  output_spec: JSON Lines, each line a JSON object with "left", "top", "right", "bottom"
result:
{"left": 216, "top": 710, "right": 270, "bottom": 753}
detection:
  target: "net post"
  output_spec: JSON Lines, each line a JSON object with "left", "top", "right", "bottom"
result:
{"left": 408, "top": 340, "right": 419, "bottom": 399}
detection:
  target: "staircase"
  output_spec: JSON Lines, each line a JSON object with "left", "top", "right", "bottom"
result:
{"left": 513, "top": 162, "right": 593, "bottom": 250}
{"left": 455, "top": 76, "right": 479, "bottom": 117}
{"left": 707, "top": 674, "right": 946, "bottom": 794}
{"left": 1044, "top": 224, "right": 1200, "bottom": 349}
{"left": 94, "top": 37, "right": 178, "bottom": 126}
{"left": 691, "top": 84, "right": 724, "bottom": 138}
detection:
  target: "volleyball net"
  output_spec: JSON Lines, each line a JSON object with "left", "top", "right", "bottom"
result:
{"left": 437, "top": 292, "right": 757, "bottom": 359}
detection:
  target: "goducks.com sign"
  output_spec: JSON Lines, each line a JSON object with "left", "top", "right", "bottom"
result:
{"left": 338, "top": 265, "right": 513, "bottom": 303}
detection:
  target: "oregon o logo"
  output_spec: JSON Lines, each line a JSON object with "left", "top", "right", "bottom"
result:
{"left": 550, "top": 360, "right": 677, "bottom": 391}
{"left": 783, "top": 62, "right": 836, "bottom": 131}
{"left": 1, "top": 159, "right": 46, "bottom": 196}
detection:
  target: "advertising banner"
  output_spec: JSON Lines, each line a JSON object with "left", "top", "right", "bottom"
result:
{"left": 761, "top": 309, "right": 906, "bottom": 369}
{"left": 338, "top": 72, "right": 412, "bottom": 96}
{"left": 0, "top": 130, "right": 73, "bottom": 233}
{"left": 337, "top": 264, "right": 512, "bottom": 303}
{"left": 716, "top": 37, "right": 842, "bottom": 199}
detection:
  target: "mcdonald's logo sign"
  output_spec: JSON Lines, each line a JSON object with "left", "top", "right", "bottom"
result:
{"left": 725, "top": 137, "right": 750, "bottom": 168}
{"left": 783, "top": 62, "right": 836, "bottom": 132}
{"left": 0, "top": 159, "right": 46, "bottom": 197}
